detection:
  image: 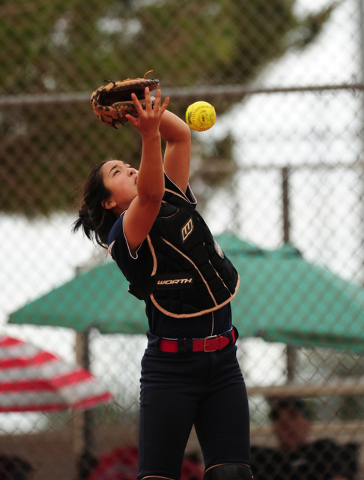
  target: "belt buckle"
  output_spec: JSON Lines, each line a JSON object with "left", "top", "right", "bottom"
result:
{"left": 204, "top": 335, "right": 218, "bottom": 352}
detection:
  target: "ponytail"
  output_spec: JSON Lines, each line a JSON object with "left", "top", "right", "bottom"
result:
{"left": 72, "top": 161, "right": 117, "bottom": 248}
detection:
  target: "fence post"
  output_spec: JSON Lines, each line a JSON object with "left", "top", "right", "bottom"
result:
{"left": 74, "top": 330, "right": 97, "bottom": 480}
{"left": 282, "top": 166, "right": 296, "bottom": 384}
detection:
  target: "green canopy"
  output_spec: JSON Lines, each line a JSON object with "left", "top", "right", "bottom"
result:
{"left": 9, "top": 260, "right": 148, "bottom": 335}
{"left": 222, "top": 234, "right": 364, "bottom": 351}
{"left": 8, "top": 233, "right": 364, "bottom": 350}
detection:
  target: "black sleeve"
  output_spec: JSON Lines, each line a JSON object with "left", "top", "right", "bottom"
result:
{"left": 250, "top": 446, "right": 285, "bottom": 480}
{"left": 336, "top": 442, "right": 358, "bottom": 480}
{"left": 309, "top": 439, "right": 358, "bottom": 480}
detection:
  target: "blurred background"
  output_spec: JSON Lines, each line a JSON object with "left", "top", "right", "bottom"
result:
{"left": 2, "top": 0, "right": 364, "bottom": 478}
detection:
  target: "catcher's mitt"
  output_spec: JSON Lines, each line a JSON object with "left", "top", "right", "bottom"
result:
{"left": 90, "top": 70, "right": 159, "bottom": 129}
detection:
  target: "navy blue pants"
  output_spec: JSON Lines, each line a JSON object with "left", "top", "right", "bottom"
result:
{"left": 137, "top": 331, "right": 250, "bottom": 480}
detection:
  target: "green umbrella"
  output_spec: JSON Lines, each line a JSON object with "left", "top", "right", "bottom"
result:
{"left": 8, "top": 233, "right": 364, "bottom": 350}
{"left": 9, "top": 261, "right": 148, "bottom": 334}
{"left": 217, "top": 233, "right": 364, "bottom": 350}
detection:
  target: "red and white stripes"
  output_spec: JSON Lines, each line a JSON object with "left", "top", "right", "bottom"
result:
{"left": 0, "top": 335, "right": 113, "bottom": 412}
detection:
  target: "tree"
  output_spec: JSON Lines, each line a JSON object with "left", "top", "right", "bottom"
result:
{"left": 0, "top": 0, "right": 336, "bottom": 214}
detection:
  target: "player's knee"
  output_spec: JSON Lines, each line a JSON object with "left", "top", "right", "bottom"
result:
{"left": 203, "top": 463, "right": 253, "bottom": 480}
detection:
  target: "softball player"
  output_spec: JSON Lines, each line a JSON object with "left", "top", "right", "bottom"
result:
{"left": 73, "top": 87, "right": 252, "bottom": 480}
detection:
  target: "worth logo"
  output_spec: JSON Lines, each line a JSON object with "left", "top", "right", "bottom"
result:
{"left": 181, "top": 217, "right": 194, "bottom": 243}
{"left": 157, "top": 278, "right": 193, "bottom": 285}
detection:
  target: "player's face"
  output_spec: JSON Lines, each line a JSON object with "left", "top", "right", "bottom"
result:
{"left": 272, "top": 408, "right": 310, "bottom": 452}
{"left": 101, "top": 160, "right": 138, "bottom": 213}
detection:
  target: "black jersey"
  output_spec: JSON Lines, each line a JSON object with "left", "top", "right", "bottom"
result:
{"left": 108, "top": 173, "right": 239, "bottom": 338}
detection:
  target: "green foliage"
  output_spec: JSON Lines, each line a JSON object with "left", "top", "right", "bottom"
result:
{"left": 1, "top": 0, "right": 335, "bottom": 94}
{"left": 0, "top": 0, "right": 336, "bottom": 214}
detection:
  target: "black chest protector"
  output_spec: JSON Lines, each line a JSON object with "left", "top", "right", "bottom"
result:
{"left": 129, "top": 188, "right": 240, "bottom": 318}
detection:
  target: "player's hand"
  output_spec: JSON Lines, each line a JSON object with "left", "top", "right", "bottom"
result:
{"left": 125, "top": 87, "right": 169, "bottom": 136}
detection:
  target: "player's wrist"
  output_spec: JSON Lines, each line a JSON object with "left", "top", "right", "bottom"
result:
{"left": 141, "top": 132, "right": 161, "bottom": 142}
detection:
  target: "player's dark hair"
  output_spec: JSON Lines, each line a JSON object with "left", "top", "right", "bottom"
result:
{"left": 269, "top": 397, "right": 311, "bottom": 421}
{"left": 72, "top": 161, "right": 116, "bottom": 248}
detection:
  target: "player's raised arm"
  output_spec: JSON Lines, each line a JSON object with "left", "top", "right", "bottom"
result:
{"left": 160, "top": 110, "right": 191, "bottom": 194}
{"left": 122, "top": 88, "right": 169, "bottom": 254}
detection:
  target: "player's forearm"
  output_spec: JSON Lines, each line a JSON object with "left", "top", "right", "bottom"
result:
{"left": 137, "top": 133, "right": 165, "bottom": 201}
{"left": 160, "top": 111, "right": 191, "bottom": 193}
{"left": 159, "top": 110, "right": 191, "bottom": 143}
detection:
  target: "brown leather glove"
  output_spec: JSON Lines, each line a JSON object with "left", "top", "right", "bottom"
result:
{"left": 90, "top": 71, "right": 159, "bottom": 129}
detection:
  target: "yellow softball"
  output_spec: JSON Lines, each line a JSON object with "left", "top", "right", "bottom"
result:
{"left": 185, "top": 101, "right": 216, "bottom": 132}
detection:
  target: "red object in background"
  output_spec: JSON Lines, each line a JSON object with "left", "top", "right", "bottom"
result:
{"left": 87, "top": 446, "right": 204, "bottom": 480}
{"left": 181, "top": 455, "right": 204, "bottom": 480}
{"left": 0, "top": 335, "right": 113, "bottom": 412}
{"left": 87, "top": 446, "right": 139, "bottom": 480}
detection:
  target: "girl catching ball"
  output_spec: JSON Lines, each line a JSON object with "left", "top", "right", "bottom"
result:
{"left": 73, "top": 86, "right": 252, "bottom": 480}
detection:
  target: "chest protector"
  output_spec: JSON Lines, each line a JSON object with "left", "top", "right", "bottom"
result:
{"left": 129, "top": 188, "right": 240, "bottom": 318}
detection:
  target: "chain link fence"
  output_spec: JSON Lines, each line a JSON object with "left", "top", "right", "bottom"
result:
{"left": 2, "top": 0, "right": 364, "bottom": 479}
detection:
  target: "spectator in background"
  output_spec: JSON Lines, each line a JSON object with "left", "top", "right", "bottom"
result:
{"left": 250, "top": 397, "right": 358, "bottom": 480}
{"left": 0, "top": 455, "right": 34, "bottom": 480}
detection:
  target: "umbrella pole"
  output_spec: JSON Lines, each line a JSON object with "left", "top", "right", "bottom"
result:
{"left": 282, "top": 167, "right": 296, "bottom": 383}
{"left": 286, "top": 345, "right": 296, "bottom": 383}
{"left": 74, "top": 330, "right": 98, "bottom": 480}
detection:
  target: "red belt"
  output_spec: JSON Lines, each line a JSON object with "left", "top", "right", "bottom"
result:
{"left": 159, "top": 329, "right": 236, "bottom": 353}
